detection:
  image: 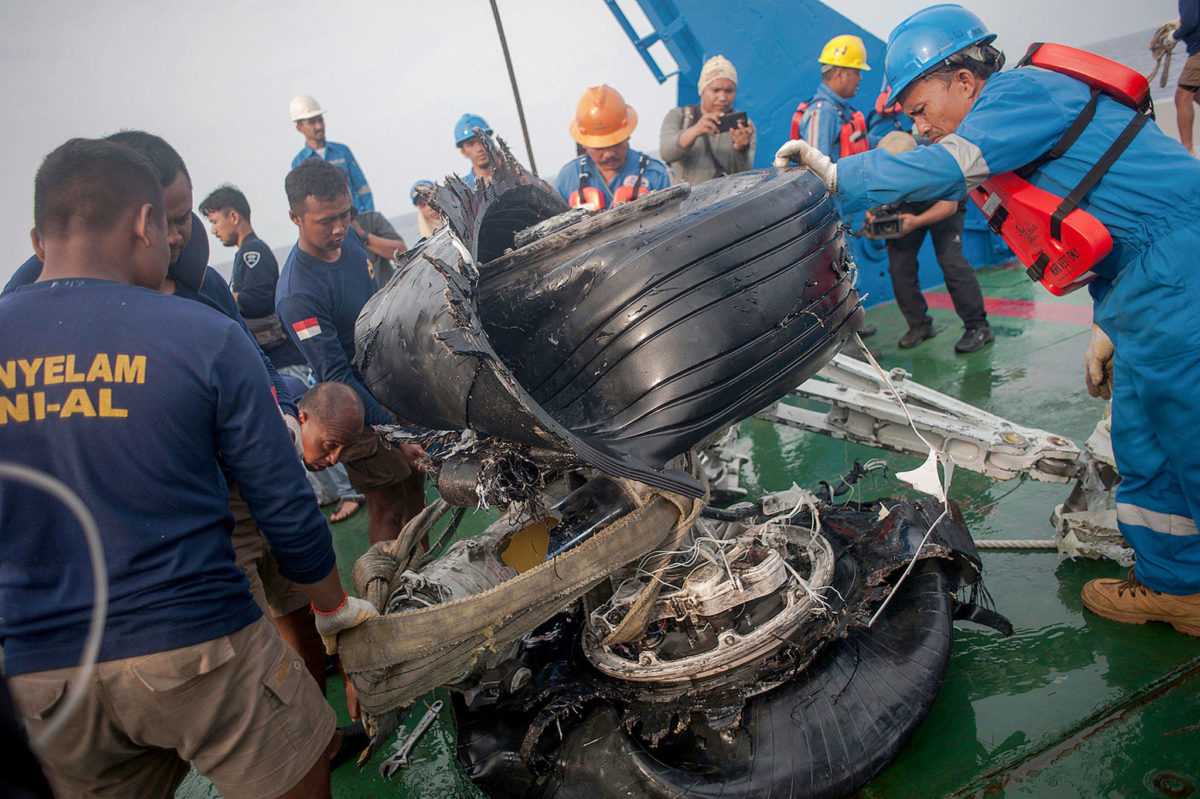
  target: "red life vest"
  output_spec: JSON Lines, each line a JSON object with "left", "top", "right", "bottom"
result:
{"left": 568, "top": 154, "right": 651, "bottom": 210}
{"left": 790, "top": 99, "right": 869, "bottom": 158}
{"left": 874, "top": 87, "right": 902, "bottom": 117}
{"left": 969, "top": 43, "right": 1153, "bottom": 296}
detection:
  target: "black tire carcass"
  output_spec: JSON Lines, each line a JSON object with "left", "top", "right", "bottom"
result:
{"left": 456, "top": 498, "right": 994, "bottom": 799}
{"left": 355, "top": 158, "right": 863, "bottom": 498}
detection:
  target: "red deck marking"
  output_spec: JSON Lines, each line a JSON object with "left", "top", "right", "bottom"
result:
{"left": 924, "top": 292, "right": 1092, "bottom": 325}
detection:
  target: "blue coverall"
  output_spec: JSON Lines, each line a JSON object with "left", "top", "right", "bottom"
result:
{"left": 292, "top": 141, "right": 375, "bottom": 214}
{"left": 553, "top": 149, "right": 671, "bottom": 207}
{"left": 836, "top": 67, "right": 1200, "bottom": 595}
{"left": 797, "top": 83, "right": 863, "bottom": 162}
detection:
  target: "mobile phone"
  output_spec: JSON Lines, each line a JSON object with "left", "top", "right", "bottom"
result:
{"left": 716, "top": 111, "right": 748, "bottom": 133}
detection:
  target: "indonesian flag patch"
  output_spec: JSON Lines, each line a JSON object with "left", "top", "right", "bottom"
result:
{"left": 293, "top": 317, "right": 322, "bottom": 341}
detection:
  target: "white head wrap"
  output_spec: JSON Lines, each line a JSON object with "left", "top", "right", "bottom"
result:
{"left": 698, "top": 55, "right": 738, "bottom": 94}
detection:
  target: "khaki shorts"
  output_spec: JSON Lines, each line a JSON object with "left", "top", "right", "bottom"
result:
{"left": 340, "top": 428, "right": 414, "bottom": 492}
{"left": 340, "top": 429, "right": 427, "bottom": 525}
{"left": 9, "top": 617, "right": 336, "bottom": 799}
{"left": 229, "top": 486, "right": 310, "bottom": 618}
{"left": 1181, "top": 52, "right": 1200, "bottom": 91}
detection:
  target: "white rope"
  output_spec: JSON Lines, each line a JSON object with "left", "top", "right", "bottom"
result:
{"left": 850, "top": 334, "right": 954, "bottom": 627}
{"left": 0, "top": 463, "right": 108, "bottom": 749}
{"left": 975, "top": 539, "right": 1057, "bottom": 550}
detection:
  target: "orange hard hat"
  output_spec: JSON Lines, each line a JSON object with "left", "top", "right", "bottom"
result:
{"left": 569, "top": 85, "right": 638, "bottom": 148}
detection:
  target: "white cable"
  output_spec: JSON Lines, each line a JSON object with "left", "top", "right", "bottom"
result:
{"left": 0, "top": 462, "right": 107, "bottom": 749}
{"left": 854, "top": 334, "right": 938, "bottom": 454}
{"left": 850, "top": 334, "right": 955, "bottom": 627}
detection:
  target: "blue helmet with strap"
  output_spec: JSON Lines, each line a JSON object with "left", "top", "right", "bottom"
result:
{"left": 454, "top": 113, "right": 493, "bottom": 146}
{"left": 884, "top": 4, "right": 996, "bottom": 103}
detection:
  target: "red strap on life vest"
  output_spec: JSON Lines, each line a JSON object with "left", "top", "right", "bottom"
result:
{"left": 569, "top": 186, "right": 605, "bottom": 211}
{"left": 971, "top": 174, "right": 1110, "bottom": 296}
{"left": 569, "top": 156, "right": 607, "bottom": 211}
{"left": 790, "top": 101, "right": 808, "bottom": 140}
{"left": 874, "top": 88, "right": 902, "bottom": 116}
{"left": 792, "top": 101, "right": 869, "bottom": 158}
{"left": 1023, "top": 43, "right": 1150, "bottom": 112}
{"left": 972, "top": 43, "right": 1151, "bottom": 296}
{"left": 612, "top": 154, "right": 651, "bottom": 205}
{"left": 612, "top": 184, "right": 650, "bottom": 205}
{"left": 840, "top": 111, "right": 870, "bottom": 157}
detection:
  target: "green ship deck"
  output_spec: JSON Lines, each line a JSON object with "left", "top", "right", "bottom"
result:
{"left": 180, "top": 263, "right": 1200, "bottom": 799}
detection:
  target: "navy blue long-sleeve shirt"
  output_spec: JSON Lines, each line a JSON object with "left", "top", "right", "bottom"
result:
{"left": 276, "top": 236, "right": 394, "bottom": 425}
{"left": 229, "top": 233, "right": 305, "bottom": 369}
{"left": 4, "top": 232, "right": 297, "bottom": 418}
{"left": 1178, "top": 0, "right": 1200, "bottom": 55}
{"left": 0, "top": 278, "right": 336, "bottom": 675}
{"left": 231, "top": 233, "right": 277, "bottom": 318}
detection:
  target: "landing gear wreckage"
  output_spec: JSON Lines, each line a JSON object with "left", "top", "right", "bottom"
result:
{"left": 340, "top": 140, "right": 1019, "bottom": 798}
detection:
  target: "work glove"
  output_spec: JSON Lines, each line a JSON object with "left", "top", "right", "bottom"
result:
{"left": 313, "top": 593, "right": 379, "bottom": 655}
{"left": 773, "top": 139, "right": 838, "bottom": 193}
{"left": 1084, "top": 324, "right": 1114, "bottom": 400}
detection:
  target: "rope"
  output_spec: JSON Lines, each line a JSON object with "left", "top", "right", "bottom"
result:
{"left": 975, "top": 539, "right": 1057, "bottom": 550}
{"left": 0, "top": 463, "right": 107, "bottom": 749}
{"left": 488, "top": 0, "right": 538, "bottom": 175}
{"left": 852, "top": 332, "right": 953, "bottom": 628}
{"left": 1148, "top": 23, "right": 1179, "bottom": 89}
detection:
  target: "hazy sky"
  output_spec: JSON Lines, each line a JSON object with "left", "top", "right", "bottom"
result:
{"left": 0, "top": 0, "right": 1174, "bottom": 283}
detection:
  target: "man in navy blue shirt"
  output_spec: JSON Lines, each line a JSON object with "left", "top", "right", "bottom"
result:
{"left": 202, "top": 184, "right": 366, "bottom": 525}
{"left": 3, "top": 138, "right": 376, "bottom": 798}
{"left": 277, "top": 158, "right": 427, "bottom": 544}
{"left": 5, "top": 132, "right": 360, "bottom": 733}
{"left": 200, "top": 183, "right": 305, "bottom": 371}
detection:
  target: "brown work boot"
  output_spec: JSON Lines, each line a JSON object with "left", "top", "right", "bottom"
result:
{"left": 1081, "top": 570, "right": 1200, "bottom": 637}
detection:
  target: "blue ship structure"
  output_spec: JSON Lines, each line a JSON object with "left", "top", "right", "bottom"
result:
{"left": 604, "top": 0, "right": 1013, "bottom": 309}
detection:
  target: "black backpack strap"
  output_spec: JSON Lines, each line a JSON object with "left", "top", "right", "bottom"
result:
{"left": 1016, "top": 88, "right": 1101, "bottom": 179}
{"left": 630, "top": 153, "right": 649, "bottom": 198}
{"left": 1049, "top": 109, "right": 1149, "bottom": 239}
{"left": 701, "top": 134, "right": 728, "bottom": 177}
{"left": 577, "top": 156, "right": 589, "bottom": 190}
{"left": 687, "top": 104, "right": 729, "bottom": 177}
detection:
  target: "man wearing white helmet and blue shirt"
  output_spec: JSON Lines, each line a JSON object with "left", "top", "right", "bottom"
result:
{"left": 776, "top": 3, "right": 1200, "bottom": 636}
{"left": 290, "top": 95, "right": 375, "bottom": 214}
{"left": 454, "top": 113, "right": 495, "bottom": 188}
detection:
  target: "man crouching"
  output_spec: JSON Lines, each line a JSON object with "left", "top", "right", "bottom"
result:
{"left": 296, "top": 382, "right": 429, "bottom": 544}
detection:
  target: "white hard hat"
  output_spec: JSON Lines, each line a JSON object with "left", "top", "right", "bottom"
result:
{"left": 289, "top": 95, "right": 324, "bottom": 122}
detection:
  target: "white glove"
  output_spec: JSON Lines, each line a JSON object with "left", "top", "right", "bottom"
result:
{"left": 773, "top": 139, "right": 838, "bottom": 193}
{"left": 1084, "top": 324, "right": 1114, "bottom": 400}
{"left": 313, "top": 594, "right": 379, "bottom": 655}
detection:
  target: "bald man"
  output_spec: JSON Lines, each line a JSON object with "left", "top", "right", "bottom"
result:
{"left": 297, "top": 384, "right": 428, "bottom": 544}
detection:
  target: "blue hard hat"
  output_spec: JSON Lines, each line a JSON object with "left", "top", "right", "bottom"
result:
{"left": 410, "top": 179, "right": 435, "bottom": 204}
{"left": 454, "top": 113, "right": 493, "bottom": 146}
{"left": 884, "top": 4, "right": 996, "bottom": 103}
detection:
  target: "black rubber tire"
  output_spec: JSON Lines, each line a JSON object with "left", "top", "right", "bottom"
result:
{"left": 477, "top": 168, "right": 862, "bottom": 473}
{"left": 543, "top": 560, "right": 954, "bottom": 799}
{"left": 359, "top": 168, "right": 860, "bottom": 497}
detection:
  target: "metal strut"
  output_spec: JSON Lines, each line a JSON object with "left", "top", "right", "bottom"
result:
{"left": 757, "top": 353, "right": 1081, "bottom": 484}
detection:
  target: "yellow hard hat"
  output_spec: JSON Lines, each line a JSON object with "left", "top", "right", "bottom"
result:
{"left": 569, "top": 85, "right": 638, "bottom": 149}
{"left": 819, "top": 34, "right": 871, "bottom": 71}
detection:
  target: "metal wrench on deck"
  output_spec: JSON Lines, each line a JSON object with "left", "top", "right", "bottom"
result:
{"left": 378, "top": 700, "right": 444, "bottom": 779}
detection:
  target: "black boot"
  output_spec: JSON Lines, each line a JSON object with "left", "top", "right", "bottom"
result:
{"left": 954, "top": 325, "right": 994, "bottom": 354}
{"left": 898, "top": 321, "right": 936, "bottom": 349}
{"left": 858, "top": 323, "right": 878, "bottom": 338}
